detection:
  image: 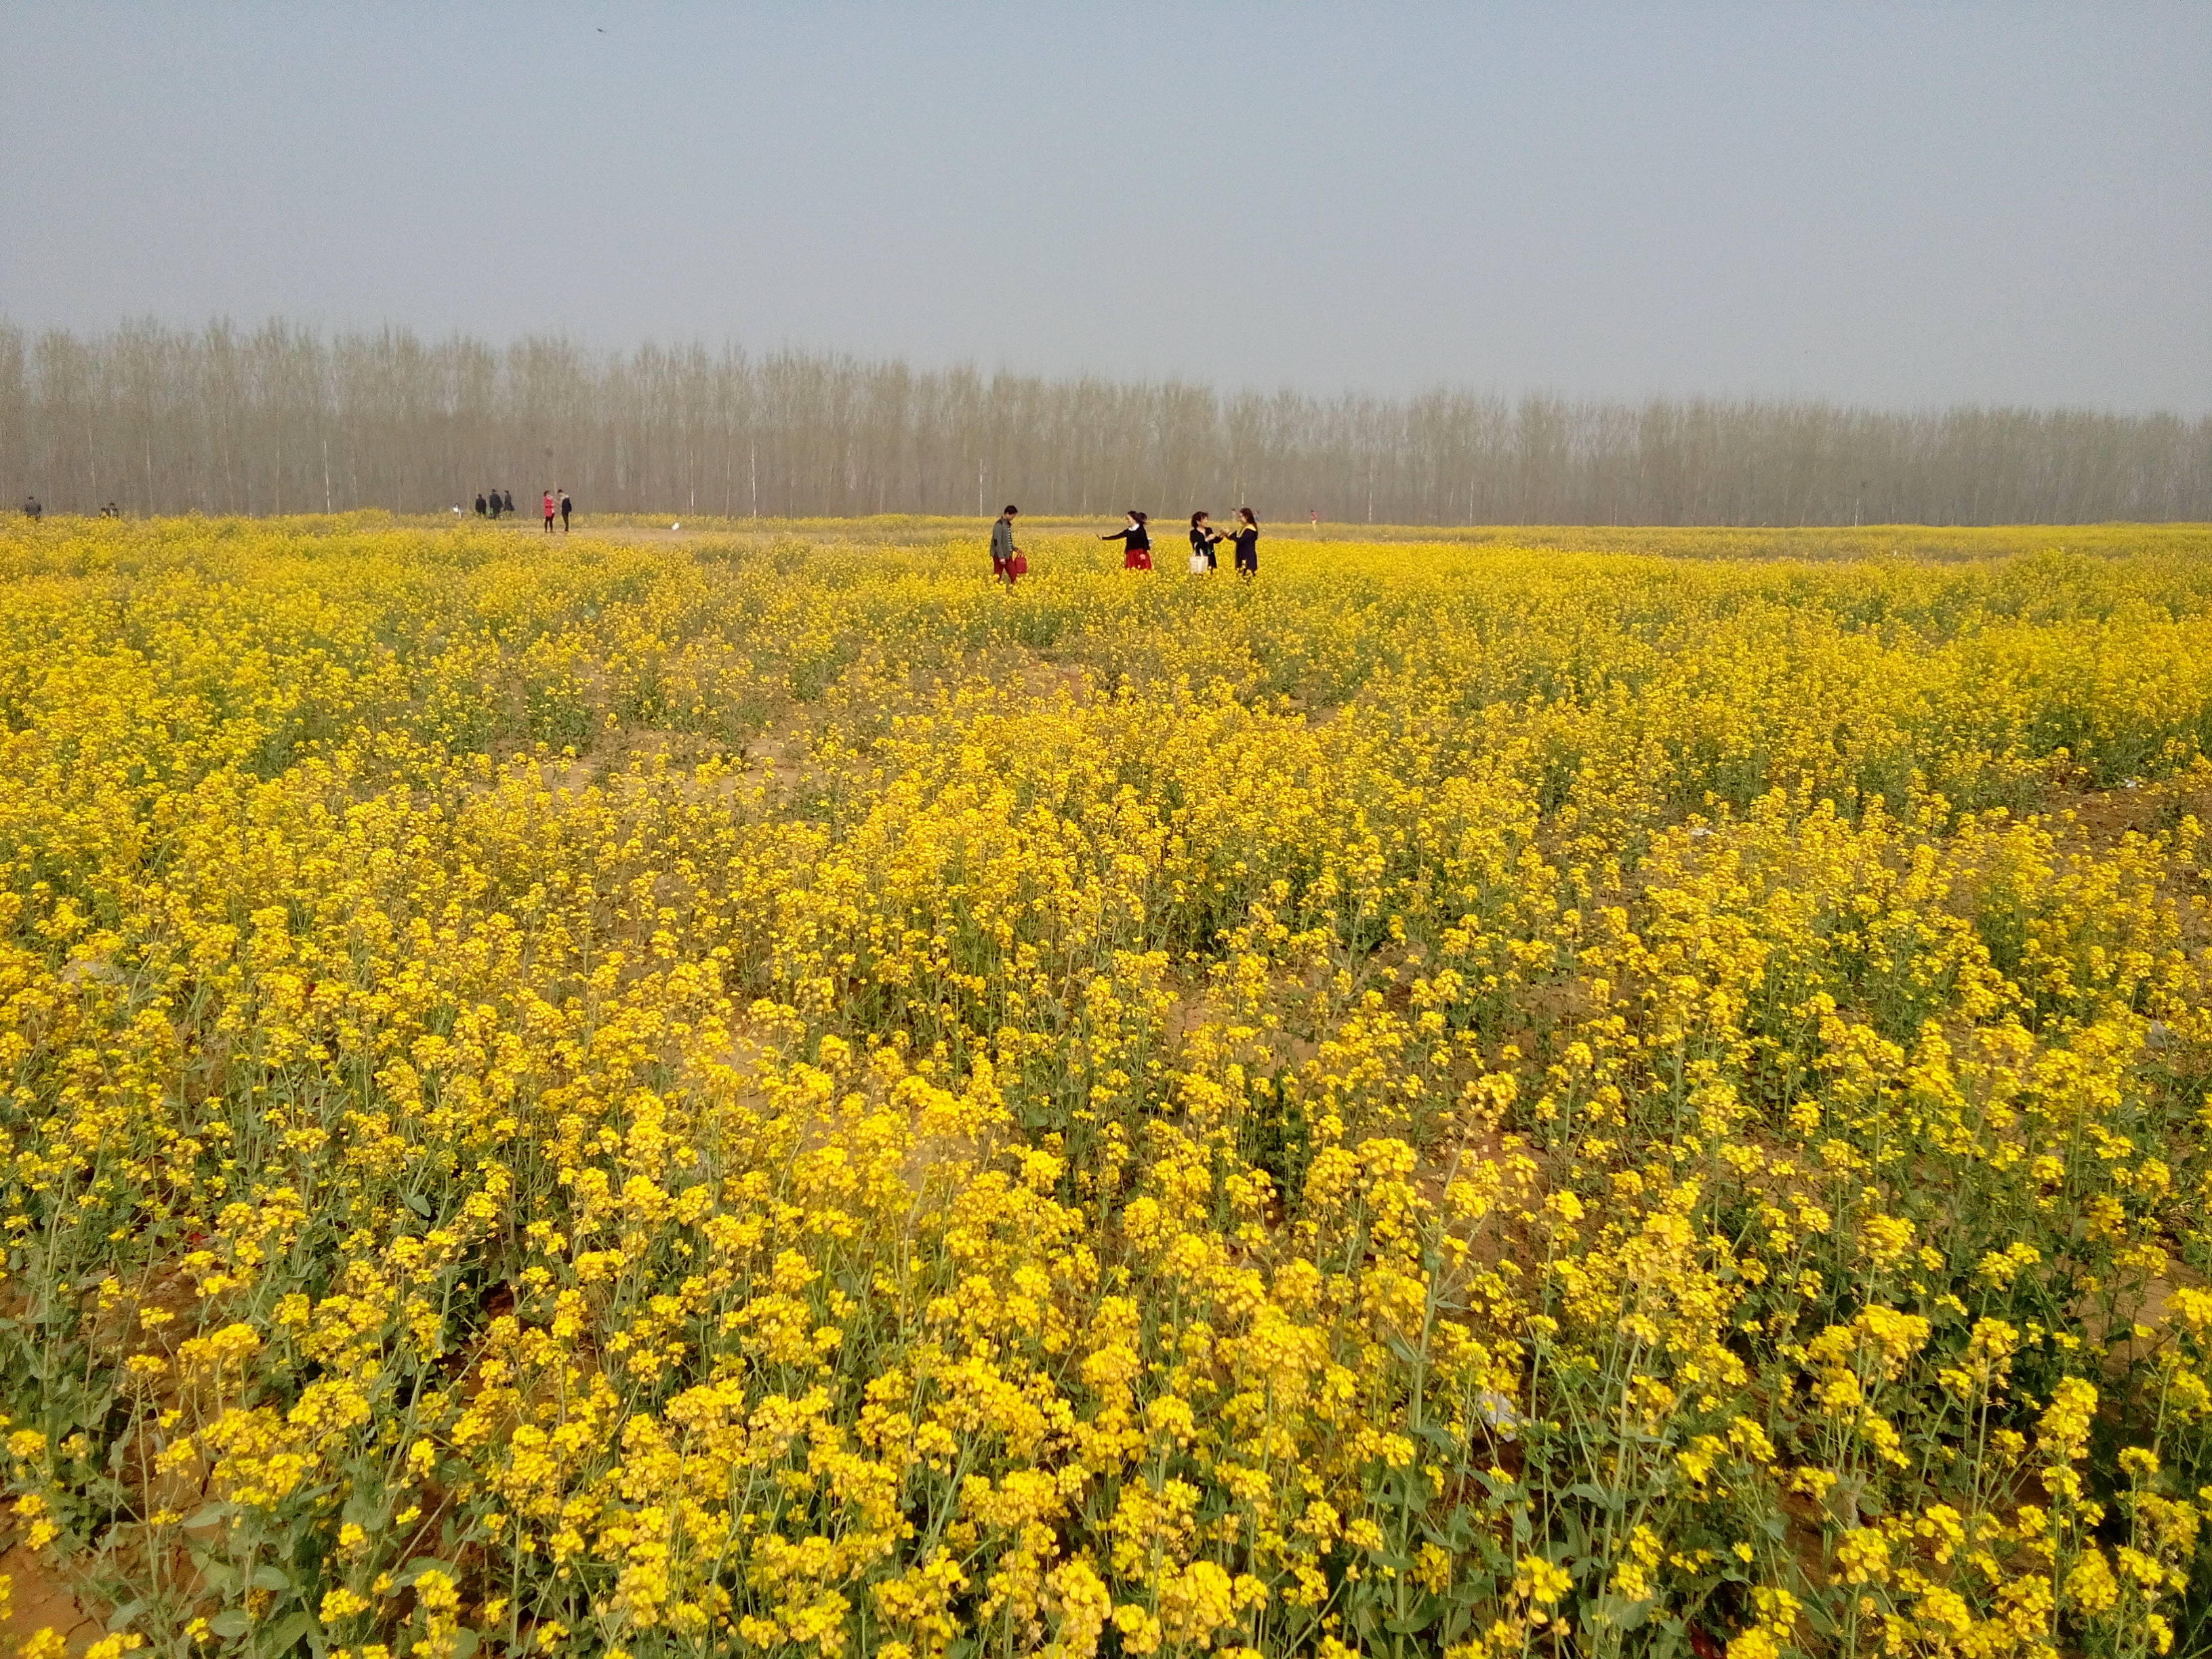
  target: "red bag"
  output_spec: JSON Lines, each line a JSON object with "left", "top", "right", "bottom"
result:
{"left": 1009, "top": 553, "right": 1028, "bottom": 577}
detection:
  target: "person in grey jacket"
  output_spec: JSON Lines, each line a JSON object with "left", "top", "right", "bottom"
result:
{"left": 990, "top": 504, "right": 1022, "bottom": 583}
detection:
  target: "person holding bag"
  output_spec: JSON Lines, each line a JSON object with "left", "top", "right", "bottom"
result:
{"left": 1189, "top": 510, "right": 1223, "bottom": 573}
{"left": 990, "top": 504, "right": 1023, "bottom": 583}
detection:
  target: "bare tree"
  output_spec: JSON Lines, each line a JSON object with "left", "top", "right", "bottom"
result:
{"left": 1, "top": 317, "right": 2205, "bottom": 524}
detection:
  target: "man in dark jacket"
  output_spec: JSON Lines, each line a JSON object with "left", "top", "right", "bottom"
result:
{"left": 989, "top": 504, "right": 1021, "bottom": 583}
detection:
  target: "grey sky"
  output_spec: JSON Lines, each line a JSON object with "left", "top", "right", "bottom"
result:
{"left": 4, "top": 3, "right": 2208, "bottom": 412}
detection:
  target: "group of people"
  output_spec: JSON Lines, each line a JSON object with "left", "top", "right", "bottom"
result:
{"left": 15, "top": 495, "right": 117, "bottom": 520}
{"left": 16, "top": 497, "right": 127, "bottom": 519}
{"left": 18, "top": 499, "right": 151, "bottom": 520}
{"left": 989, "top": 506, "right": 1260, "bottom": 585}
{"left": 471, "top": 488, "right": 573, "bottom": 531}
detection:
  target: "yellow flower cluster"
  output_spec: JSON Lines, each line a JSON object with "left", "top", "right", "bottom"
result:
{"left": 4, "top": 515, "right": 2212, "bottom": 1658}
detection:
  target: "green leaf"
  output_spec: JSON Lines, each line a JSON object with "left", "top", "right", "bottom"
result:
{"left": 1587, "top": 1593, "right": 1654, "bottom": 1634}
{"left": 264, "top": 1611, "right": 316, "bottom": 1654}
{"left": 251, "top": 1563, "right": 291, "bottom": 1593}
{"left": 106, "top": 1598, "right": 150, "bottom": 1633}
{"left": 448, "top": 1631, "right": 480, "bottom": 1659}
{"left": 209, "top": 1610, "right": 252, "bottom": 1640}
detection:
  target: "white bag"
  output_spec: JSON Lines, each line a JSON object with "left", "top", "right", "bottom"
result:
{"left": 1189, "top": 551, "right": 1210, "bottom": 574}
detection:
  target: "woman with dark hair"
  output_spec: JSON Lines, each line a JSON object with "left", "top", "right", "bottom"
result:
{"left": 1188, "top": 510, "right": 1223, "bottom": 574}
{"left": 1229, "top": 507, "right": 1258, "bottom": 576}
{"left": 1102, "top": 510, "right": 1153, "bottom": 570}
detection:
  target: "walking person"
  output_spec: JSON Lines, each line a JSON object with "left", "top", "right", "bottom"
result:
{"left": 1101, "top": 510, "right": 1153, "bottom": 570}
{"left": 542, "top": 491, "right": 557, "bottom": 533}
{"left": 474, "top": 492, "right": 488, "bottom": 517}
{"left": 502, "top": 489, "right": 516, "bottom": 517}
{"left": 990, "top": 504, "right": 1023, "bottom": 584}
{"left": 1189, "top": 510, "right": 1222, "bottom": 574}
{"left": 559, "top": 489, "right": 573, "bottom": 531}
{"left": 1229, "top": 507, "right": 1258, "bottom": 577}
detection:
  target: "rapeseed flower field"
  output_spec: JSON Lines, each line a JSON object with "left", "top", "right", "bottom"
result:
{"left": 7, "top": 515, "right": 2212, "bottom": 1658}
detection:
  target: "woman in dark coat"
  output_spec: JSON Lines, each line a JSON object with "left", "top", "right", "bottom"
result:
{"left": 1189, "top": 511, "right": 1223, "bottom": 573}
{"left": 1229, "top": 507, "right": 1258, "bottom": 576}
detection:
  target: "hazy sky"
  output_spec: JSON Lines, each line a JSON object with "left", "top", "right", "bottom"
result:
{"left": 5, "top": 3, "right": 2208, "bottom": 411}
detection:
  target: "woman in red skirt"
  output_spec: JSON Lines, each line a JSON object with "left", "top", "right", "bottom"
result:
{"left": 1101, "top": 510, "right": 1153, "bottom": 569}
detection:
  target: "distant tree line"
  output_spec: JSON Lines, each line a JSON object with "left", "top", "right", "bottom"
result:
{"left": 3, "top": 318, "right": 2206, "bottom": 524}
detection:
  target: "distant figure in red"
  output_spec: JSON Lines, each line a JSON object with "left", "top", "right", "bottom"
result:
{"left": 1103, "top": 510, "right": 1153, "bottom": 569}
{"left": 543, "top": 491, "right": 556, "bottom": 532}
{"left": 1309, "top": 508, "right": 1318, "bottom": 527}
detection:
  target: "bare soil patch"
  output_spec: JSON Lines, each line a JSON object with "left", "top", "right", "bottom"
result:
{"left": 0, "top": 1542, "right": 101, "bottom": 1654}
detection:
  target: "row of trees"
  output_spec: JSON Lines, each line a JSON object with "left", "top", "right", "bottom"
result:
{"left": 3, "top": 318, "right": 2207, "bottom": 524}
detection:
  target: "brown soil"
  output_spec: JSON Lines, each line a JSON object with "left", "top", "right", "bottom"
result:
{"left": 0, "top": 1543, "right": 101, "bottom": 1654}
